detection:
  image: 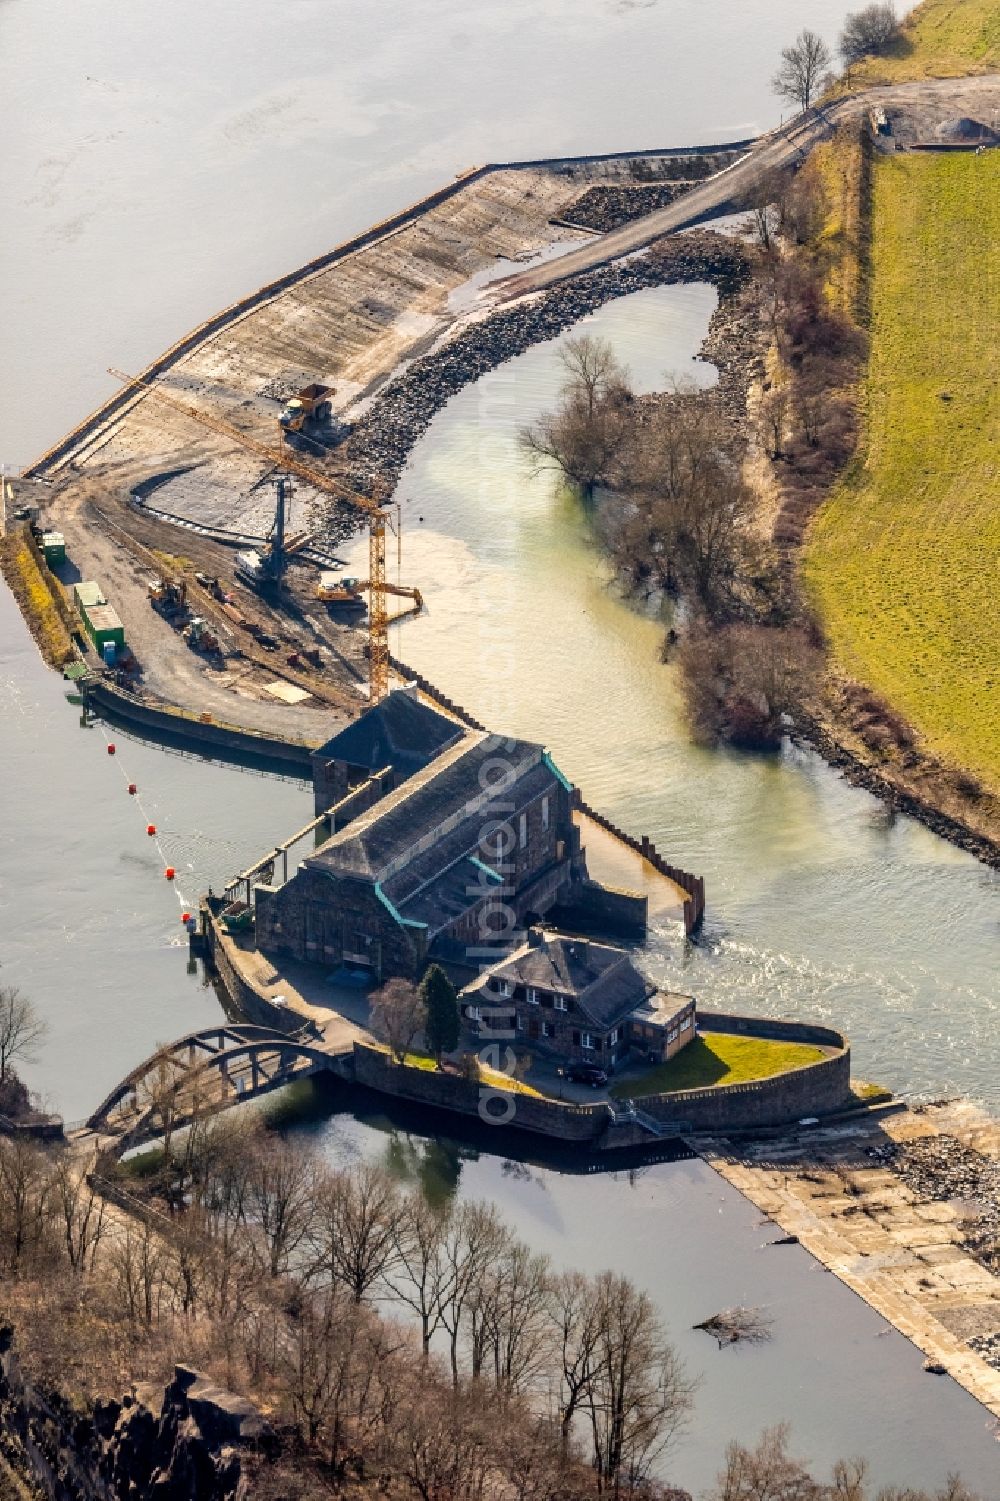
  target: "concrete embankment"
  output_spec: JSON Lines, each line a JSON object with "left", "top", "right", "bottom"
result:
{"left": 84, "top": 677, "right": 317, "bottom": 779}
{"left": 703, "top": 1101, "right": 1000, "bottom": 1420}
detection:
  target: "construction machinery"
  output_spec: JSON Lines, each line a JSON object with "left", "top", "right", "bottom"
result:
{"left": 108, "top": 368, "right": 422, "bottom": 701}
{"left": 317, "top": 572, "right": 366, "bottom": 609}
{"left": 148, "top": 577, "right": 189, "bottom": 621}
{"left": 185, "top": 616, "right": 221, "bottom": 655}
{"left": 279, "top": 383, "right": 333, "bottom": 442}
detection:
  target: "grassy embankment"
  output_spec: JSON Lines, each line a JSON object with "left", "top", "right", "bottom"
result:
{"left": 805, "top": 151, "right": 1000, "bottom": 791}
{"left": 843, "top": 0, "right": 1000, "bottom": 84}
{"left": 375, "top": 1045, "right": 546, "bottom": 1098}
{"left": 0, "top": 530, "right": 75, "bottom": 669}
{"left": 610, "top": 1033, "right": 826, "bottom": 1100}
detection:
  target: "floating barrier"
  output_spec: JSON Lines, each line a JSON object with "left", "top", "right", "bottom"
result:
{"left": 107, "top": 743, "right": 116, "bottom": 755}
{"left": 165, "top": 867, "right": 175, "bottom": 881}
{"left": 146, "top": 824, "right": 156, "bottom": 836}
{"left": 128, "top": 783, "right": 137, "bottom": 795}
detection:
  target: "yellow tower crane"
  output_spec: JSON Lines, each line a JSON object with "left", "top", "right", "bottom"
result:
{"left": 108, "top": 369, "right": 420, "bottom": 702}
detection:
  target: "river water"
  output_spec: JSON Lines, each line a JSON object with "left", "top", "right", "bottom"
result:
{"left": 4, "top": 0, "right": 903, "bottom": 467}
{"left": 5, "top": 0, "right": 999, "bottom": 1487}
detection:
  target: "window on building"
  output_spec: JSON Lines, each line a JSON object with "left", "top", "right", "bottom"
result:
{"left": 493, "top": 977, "right": 511, "bottom": 997}
{"left": 526, "top": 987, "right": 540, "bottom": 1005}
{"left": 667, "top": 1029, "right": 678, "bottom": 1044}
{"left": 519, "top": 812, "right": 527, "bottom": 848}
{"left": 582, "top": 1032, "right": 595, "bottom": 1051}
{"left": 608, "top": 1028, "right": 619, "bottom": 1046}
{"left": 466, "top": 1005, "right": 481, "bottom": 1023}
{"left": 542, "top": 1021, "right": 554, "bottom": 1039}
{"left": 541, "top": 795, "right": 550, "bottom": 830}
{"left": 680, "top": 1014, "right": 692, "bottom": 1031}
{"left": 515, "top": 1014, "right": 524, "bottom": 1033}
{"left": 553, "top": 994, "right": 568, "bottom": 1012}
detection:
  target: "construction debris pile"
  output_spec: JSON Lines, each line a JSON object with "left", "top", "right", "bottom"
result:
{"left": 563, "top": 181, "right": 695, "bottom": 232}
{"left": 867, "top": 1135, "right": 1000, "bottom": 1272}
{"left": 344, "top": 231, "right": 750, "bottom": 501}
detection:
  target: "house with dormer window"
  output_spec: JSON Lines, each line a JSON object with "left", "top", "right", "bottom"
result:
{"left": 460, "top": 929, "right": 695, "bottom": 1072}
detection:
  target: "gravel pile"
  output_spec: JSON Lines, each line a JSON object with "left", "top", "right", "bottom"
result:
{"left": 343, "top": 232, "right": 750, "bottom": 502}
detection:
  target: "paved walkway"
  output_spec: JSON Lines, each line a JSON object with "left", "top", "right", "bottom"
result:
{"left": 496, "top": 74, "right": 1000, "bottom": 301}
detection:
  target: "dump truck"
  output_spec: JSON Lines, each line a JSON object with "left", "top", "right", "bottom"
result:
{"left": 279, "top": 382, "right": 333, "bottom": 441}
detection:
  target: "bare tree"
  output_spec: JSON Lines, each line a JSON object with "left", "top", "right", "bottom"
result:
{"left": 371, "top": 978, "right": 426, "bottom": 1065}
{"left": 583, "top": 1272, "right": 694, "bottom": 1498}
{"left": 839, "top": 2, "right": 898, "bottom": 66}
{"left": 386, "top": 1193, "right": 449, "bottom": 1357}
{"left": 546, "top": 1270, "right": 604, "bottom": 1455}
{"left": 468, "top": 1236, "right": 552, "bottom": 1397}
{"left": 772, "top": 30, "right": 832, "bottom": 112}
{"left": 435, "top": 1200, "right": 508, "bottom": 1385}
{"left": 0, "top": 986, "right": 47, "bottom": 1086}
{"left": 0, "top": 1137, "right": 53, "bottom": 1272}
{"left": 306, "top": 1161, "right": 402, "bottom": 1303}
{"left": 50, "top": 1158, "right": 106, "bottom": 1273}
{"left": 520, "top": 335, "right": 633, "bottom": 501}
{"left": 245, "top": 1131, "right": 319, "bottom": 1279}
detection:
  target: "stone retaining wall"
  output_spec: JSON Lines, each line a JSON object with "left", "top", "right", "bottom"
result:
{"left": 201, "top": 902, "right": 309, "bottom": 1036}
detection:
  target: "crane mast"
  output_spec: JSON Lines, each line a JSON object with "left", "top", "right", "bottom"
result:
{"left": 108, "top": 369, "right": 405, "bottom": 702}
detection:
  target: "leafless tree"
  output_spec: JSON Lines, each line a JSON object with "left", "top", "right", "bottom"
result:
{"left": 50, "top": 1158, "right": 106, "bottom": 1272}
{"left": 678, "top": 623, "right": 822, "bottom": 750}
{"left": 435, "top": 1200, "right": 508, "bottom": 1385}
{"left": 468, "top": 1236, "right": 552, "bottom": 1397}
{"left": 839, "top": 2, "right": 898, "bottom": 66}
{"left": 0, "top": 986, "right": 47, "bottom": 1086}
{"left": 110, "top": 1217, "right": 169, "bottom": 1328}
{"left": 306, "top": 1161, "right": 402, "bottom": 1303}
{"left": 583, "top": 1272, "right": 694, "bottom": 1498}
{"left": 0, "top": 1137, "right": 53, "bottom": 1272}
{"left": 371, "top": 977, "right": 426, "bottom": 1064}
{"left": 386, "top": 1193, "right": 449, "bottom": 1357}
{"left": 520, "top": 335, "right": 633, "bottom": 501}
{"left": 546, "top": 1270, "right": 604, "bottom": 1455}
{"left": 772, "top": 30, "right": 832, "bottom": 112}
{"left": 244, "top": 1131, "right": 319, "bottom": 1279}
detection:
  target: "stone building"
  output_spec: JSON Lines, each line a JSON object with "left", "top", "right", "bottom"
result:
{"left": 254, "top": 690, "right": 636, "bottom": 982}
{"left": 461, "top": 930, "right": 695, "bottom": 1073}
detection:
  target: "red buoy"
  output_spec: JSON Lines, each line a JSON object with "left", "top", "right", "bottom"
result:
{"left": 146, "top": 824, "right": 157, "bottom": 836}
{"left": 181, "top": 912, "right": 191, "bottom": 924}
{"left": 107, "top": 743, "right": 116, "bottom": 755}
{"left": 165, "top": 867, "right": 175, "bottom": 881}
{"left": 128, "top": 783, "right": 137, "bottom": 795}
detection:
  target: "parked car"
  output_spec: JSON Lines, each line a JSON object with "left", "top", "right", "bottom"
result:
{"left": 565, "top": 1063, "right": 609, "bottom": 1088}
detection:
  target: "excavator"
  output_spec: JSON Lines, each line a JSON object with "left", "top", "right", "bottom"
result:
{"left": 108, "top": 368, "right": 422, "bottom": 702}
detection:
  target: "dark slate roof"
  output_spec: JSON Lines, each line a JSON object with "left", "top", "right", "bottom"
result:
{"left": 477, "top": 934, "right": 656, "bottom": 1029}
{"left": 306, "top": 733, "right": 555, "bottom": 888}
{"left": 312, "top": 689, "right": 463, "bottom": 781}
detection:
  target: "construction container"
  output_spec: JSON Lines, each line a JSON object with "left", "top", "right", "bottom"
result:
{"left": 40, "top": 531, "right": 66, "bottom": 566}
{"left": 73, "top": 580, "right": 106, "bottom": 614}
{"left": 82, "top": 602, "right": 125, "bottom": 653}
{"left": 102, "top": 640, "right": 117, "bottom": 666}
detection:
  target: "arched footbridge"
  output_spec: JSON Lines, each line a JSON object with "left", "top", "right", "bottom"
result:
{"left": 73, "top": 1024, "right": 347, "bottom": 1155}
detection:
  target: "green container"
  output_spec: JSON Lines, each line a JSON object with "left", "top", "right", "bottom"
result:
{"left": 73, "top": 580, "right": 106, "bottom": 614}
{"left": 41, "top": 531, "right": 66, "bottom": 566}
{"left": 83, "top": 602, "right": 125, "bottom": 652}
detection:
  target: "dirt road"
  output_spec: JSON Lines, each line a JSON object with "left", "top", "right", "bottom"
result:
{"left": 497, "top": 74, "right": 1000, "bottom": 300}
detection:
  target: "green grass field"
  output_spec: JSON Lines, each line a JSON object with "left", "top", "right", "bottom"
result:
{"left": 847, "top": 0, "right": 1000, "bottom": 84}
{"left": 805, "top": 152, "right": 1000, "bottom": 789}
{"left": 609, "top": 1033, "right": 827, "bottom": 1100}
